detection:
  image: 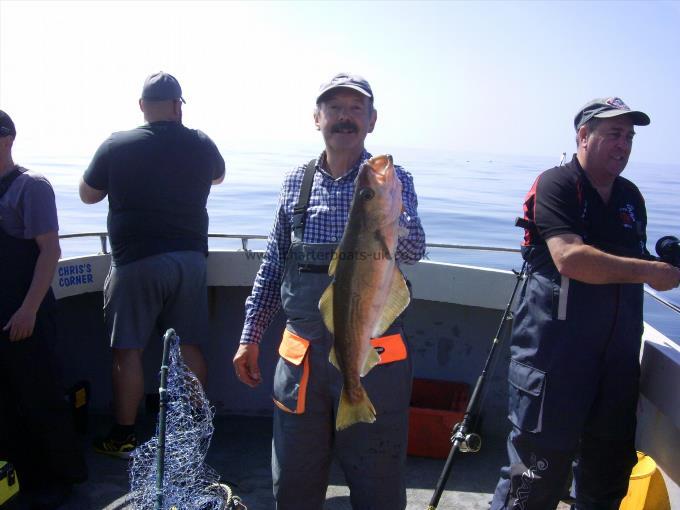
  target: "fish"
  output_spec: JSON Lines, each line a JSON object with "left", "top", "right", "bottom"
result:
{"left": 319, "top": 154, "right": 411, "bottom": 431}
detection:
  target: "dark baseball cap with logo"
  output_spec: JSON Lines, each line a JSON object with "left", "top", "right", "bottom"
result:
{"left": 141, "top": 72, "right": 186, "bottom": 103}
{"left": 0, "top": 110, "right": 16, "bottom": 137}
{"left": 316, "top": 73, "right": 373, "bottom": 104}
{"left": 574, "top": 97, "right": 650, "bottom": 131}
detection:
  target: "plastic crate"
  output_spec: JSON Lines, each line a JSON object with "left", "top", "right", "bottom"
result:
{"left": 407, "top": 378, "right": 470, "bottom": 459}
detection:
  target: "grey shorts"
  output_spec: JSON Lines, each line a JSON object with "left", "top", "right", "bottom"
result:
{"left": 103, "top": 251, "right": 209, "bottom": 349}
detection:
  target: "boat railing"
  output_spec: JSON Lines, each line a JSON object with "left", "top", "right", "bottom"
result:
{"left": 426, "top": 242, "right": 520, "bottom": 253}
{"left": 58, "top": 232, "right": 680, "bottom": 316}
{"left": 59, "top": 232, "right": 272, "bottom": 252}
{"left": 59, "top": 232, "right": 111, "bottom": 255}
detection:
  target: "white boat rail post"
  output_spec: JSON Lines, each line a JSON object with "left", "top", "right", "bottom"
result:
{"left": 99, "top": 234, "right": 108, "bottom": 254}
{"left": 426, "top": 259, "right": 527, "bottom": 510}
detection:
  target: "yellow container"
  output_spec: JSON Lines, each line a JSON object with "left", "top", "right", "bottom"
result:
{"left": 0, "top": 460, "right": 20, "bottom": 505}
{"left": 619, "top": 452, "right": 657, "bottom": 510}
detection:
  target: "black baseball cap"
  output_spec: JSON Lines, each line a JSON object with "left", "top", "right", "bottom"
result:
{"left": 574, "top": 97, "right": 650, "bottom": 131}
{"left": 316, "top": 73, "right": 373, "bottom": 104}
{"left": 141, "top": 72, "right": 186, "bottom": 103}
{"left": 0, "top": 110, "right": 16, "bottom": 137}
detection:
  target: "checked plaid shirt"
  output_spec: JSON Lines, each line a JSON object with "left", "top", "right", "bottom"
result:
{"left": 240, "top": 149, "right": 426, "bottom": 345}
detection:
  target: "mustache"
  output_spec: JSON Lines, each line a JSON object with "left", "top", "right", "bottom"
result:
{"left": 331, "top": 121, "right": 358, "bottom": 133}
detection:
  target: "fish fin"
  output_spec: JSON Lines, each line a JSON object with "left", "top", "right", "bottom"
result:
{"left": 329, "top": 346, "right": 340, "bottom": 371}
{"left": 372, "top": 268, "right": 411, "bottom": 338}
{"left": 318, "top": 283, "right": 334, "bottom": 334}
{"left": 328, "top": 247, "right": 339, "bottom": 276}
{"left": 336, "top": 386, "right": 376, "bottom": 431}
{"left": 360, "top": 346, "right": 381, "bottom": 377}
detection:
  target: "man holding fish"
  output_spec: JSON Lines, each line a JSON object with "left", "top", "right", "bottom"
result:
{"left": 234, "top": 73, "right": 425, "bottom": 509}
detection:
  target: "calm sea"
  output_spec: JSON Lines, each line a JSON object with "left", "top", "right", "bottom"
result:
{"left": 25, "top": 146, "right": 680, "bottom": 343}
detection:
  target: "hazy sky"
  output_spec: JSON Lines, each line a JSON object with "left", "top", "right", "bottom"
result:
{"left": 1, "top": 0, "right": 679, "bottom": 164}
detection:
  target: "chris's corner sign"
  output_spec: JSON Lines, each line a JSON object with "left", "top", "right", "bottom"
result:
{"left": 57, "top": 262, "right": 94, "bottom": 288}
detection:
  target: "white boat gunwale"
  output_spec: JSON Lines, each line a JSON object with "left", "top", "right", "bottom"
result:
{"left": 52, "top": 233, "right": 680, "bottom": 503}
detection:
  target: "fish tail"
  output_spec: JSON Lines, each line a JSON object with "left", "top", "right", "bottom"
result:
{"left": 336, "top": 385, "right": 376, "bottom": 431}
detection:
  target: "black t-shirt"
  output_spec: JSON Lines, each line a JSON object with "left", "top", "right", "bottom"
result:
{"left": 84, "top": 121, "right": 225, "bottom": 265}
{"left": 521, "top": 155, "right": 648, "bottom": 259}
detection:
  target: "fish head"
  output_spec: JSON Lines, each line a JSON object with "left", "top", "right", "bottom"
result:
{"left": 354, "top": 155, "right": 403, "bottom": 225}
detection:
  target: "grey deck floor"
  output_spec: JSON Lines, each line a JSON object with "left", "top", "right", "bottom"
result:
{"left": 52, "top": 414, "right": 568, "bottom": 510}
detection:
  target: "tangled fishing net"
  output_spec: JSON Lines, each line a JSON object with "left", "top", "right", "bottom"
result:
{"left": 129, "top": 332, "right": 244, "bottom": 509}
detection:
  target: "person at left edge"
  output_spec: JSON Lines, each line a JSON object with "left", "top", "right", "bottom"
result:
{"left": 0, "top": 109, "right": 88, "bottom": 508}
{"left": 79, "top": 72, "right": 226, "bottom": 459}
{"left": 233, "top": 72, "right": 426, "bottom": 509}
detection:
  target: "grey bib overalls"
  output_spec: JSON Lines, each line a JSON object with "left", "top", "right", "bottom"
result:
{"left": 271, "top": 161, "right": 413, "bottom": 510}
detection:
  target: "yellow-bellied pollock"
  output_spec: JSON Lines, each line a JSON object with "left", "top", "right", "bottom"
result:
{"left": 319, "top": 154, "right": 410, "bottom": 431}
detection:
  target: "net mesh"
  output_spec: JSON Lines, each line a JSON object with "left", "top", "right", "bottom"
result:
{"left": 129, "top": 334, "right": 241, "bottom": 509}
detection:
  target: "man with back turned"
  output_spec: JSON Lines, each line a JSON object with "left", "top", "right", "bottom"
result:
{"left": 80, "top": 72, "right": 225, "bottom": 458}
{"left": 490, "top": 98, "right": 680, "bottom": 509}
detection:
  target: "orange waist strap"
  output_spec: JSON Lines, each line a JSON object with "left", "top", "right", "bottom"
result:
{"left": 280, "top": 329, "right": 407, "bottom": 365}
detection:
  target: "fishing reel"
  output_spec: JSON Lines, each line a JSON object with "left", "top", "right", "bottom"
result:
{"left": 656, "top": 236, "right": 680, "bottom": 268}
{"left": 451, "top": 422, "right": 482, "bottom": 453}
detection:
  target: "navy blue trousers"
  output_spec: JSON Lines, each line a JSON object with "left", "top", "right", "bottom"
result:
{"left": 490, "top": 272, "right": 642, "bottom": 510}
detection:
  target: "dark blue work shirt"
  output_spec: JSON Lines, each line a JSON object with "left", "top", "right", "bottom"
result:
{"left": 84, "top": 121, "right": 225, "bottom": 266}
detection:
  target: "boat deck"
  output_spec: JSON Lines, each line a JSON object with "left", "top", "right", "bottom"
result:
{"left": 53, "top": 413, "right": 554, "bottom": 510}
{"left": 36, "top": 247, "right": 678, "bottom": 509}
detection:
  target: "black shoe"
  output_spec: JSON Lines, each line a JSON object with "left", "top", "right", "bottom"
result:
{"left": 93, "top": 433, "right": 137, "bottom": 460}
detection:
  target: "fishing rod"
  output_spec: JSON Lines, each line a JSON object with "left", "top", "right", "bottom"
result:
{"left": 426, "top": 257, "right": 527, "bottom": 510}
{"left": 429, "top": 153, "right": 560, "bottom": 509}
{"left": 155, "top": 328, "right": 175, "bottom": 510}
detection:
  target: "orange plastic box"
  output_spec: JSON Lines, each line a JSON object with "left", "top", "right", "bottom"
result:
{"left": 407, "top": 378, "right": 470, "bottom": 459}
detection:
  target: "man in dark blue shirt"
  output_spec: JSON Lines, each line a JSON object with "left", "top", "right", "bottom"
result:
{"left": 80, "top": 72, "right": 225, "bottom": 458}
{"left": 490, "top": 98, "right": 680, "bottom": 509}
